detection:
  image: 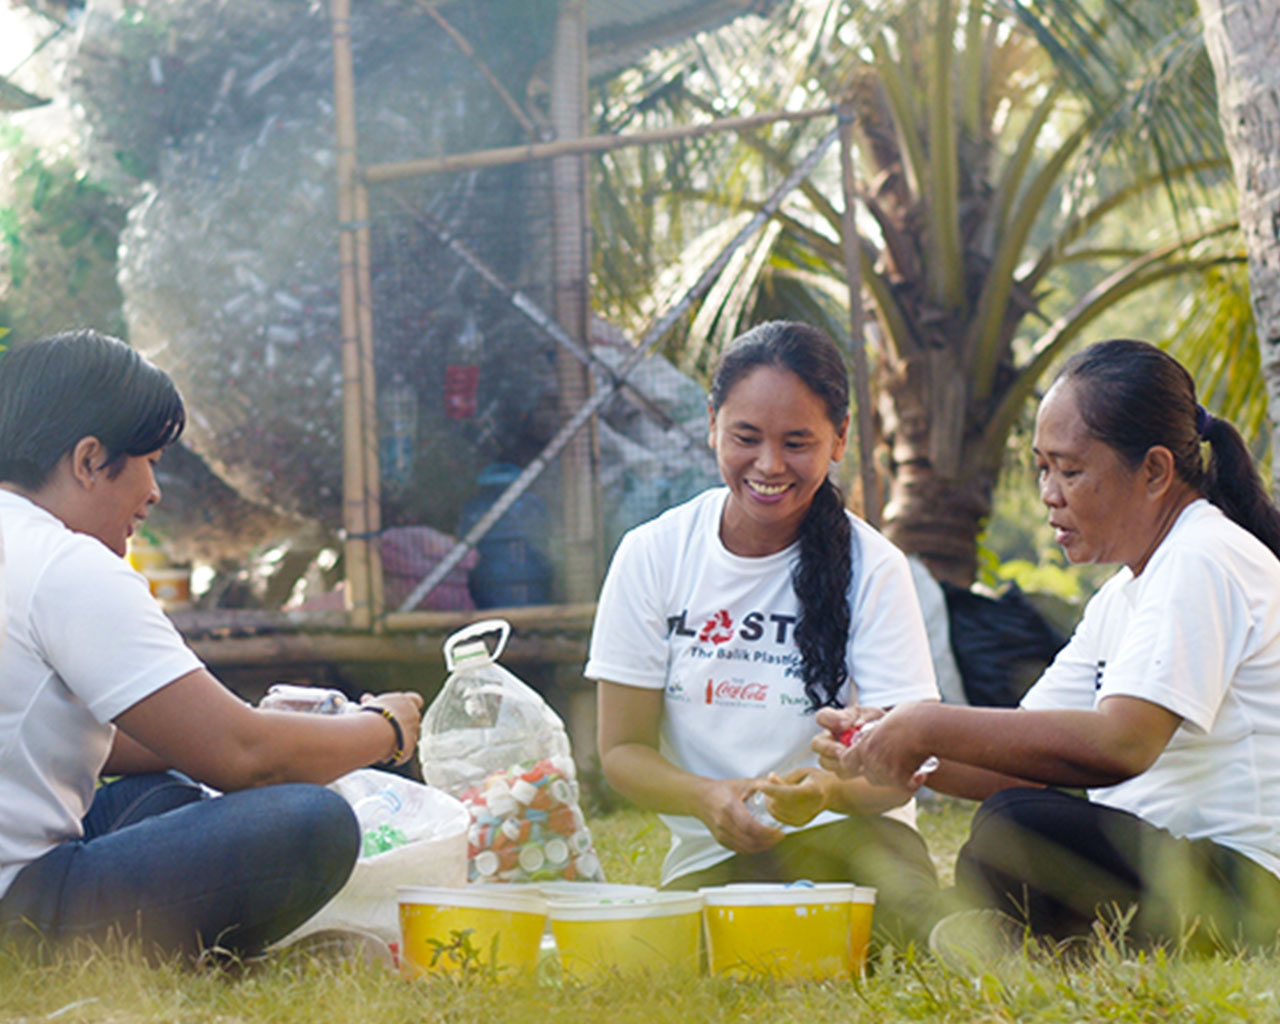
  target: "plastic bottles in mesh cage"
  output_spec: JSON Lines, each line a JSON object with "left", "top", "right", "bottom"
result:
{"left": 420, "top": 619, "right": 605, "bottom": 884}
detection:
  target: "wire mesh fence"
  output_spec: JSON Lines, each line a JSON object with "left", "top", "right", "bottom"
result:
{"left": 360, "top": 131, "right": 836, "bottom": 617}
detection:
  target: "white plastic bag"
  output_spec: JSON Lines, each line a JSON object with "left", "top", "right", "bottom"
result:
{"left": 284, "top": 769, "right": 469, "bottom": 945}
{"left": 420, "top": 619, "right": 605, "bottom": 884}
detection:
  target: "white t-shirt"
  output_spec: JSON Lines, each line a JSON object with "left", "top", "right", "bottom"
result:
{"left": 0, "top": 491, "right": 203, "bottom": 898}
{"left": 585, "top": 487, "right": 939, "bottom": 883}
{"left": 1022, "top": 499, "right": 1280, "bottom": 879}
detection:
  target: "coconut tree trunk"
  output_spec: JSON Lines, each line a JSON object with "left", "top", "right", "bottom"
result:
{"left": 876, "top": 351, "right": 999, "bottom": 586}
{"left": 1198, "top": 0, "right": 1280, "bottom": 482}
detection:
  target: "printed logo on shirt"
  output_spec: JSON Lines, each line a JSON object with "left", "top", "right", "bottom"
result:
{"left": 698, "top": 609, "right": 735, "bottom": 645}
{"left": 703, "top": 677, "right": 769, "bottom": 708}
{"left": 666, "top": 680, "right": 693, "bottom": 703}
{"left": 667, "top": 609, "right": 799, "bottom": 646}
{"left": 1094, "top": 659, "right": 1106, "bottom": 690}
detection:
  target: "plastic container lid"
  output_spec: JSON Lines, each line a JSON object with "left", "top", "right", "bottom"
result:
{"left": 398, "top": 884, "right": 547, "bottom": 915}
{"left": 699, "top": 882, "right": 869, "bottom": 907}
{"left": 539, "top": 881, "right": 657, "bottom": 902}
{"left": 547, "top": 891, "right": 703, "bottom": 921}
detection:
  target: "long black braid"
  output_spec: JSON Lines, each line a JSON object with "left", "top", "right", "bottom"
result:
{"left": 709, "top": 321, "right": 855, "bottom": 711}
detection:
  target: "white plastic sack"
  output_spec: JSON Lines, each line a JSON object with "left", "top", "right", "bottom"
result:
{"left": 283, "top": 769, "right": 469, "bottom": 946}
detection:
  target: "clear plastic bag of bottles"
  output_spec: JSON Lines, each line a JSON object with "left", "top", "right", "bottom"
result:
{"left": 419, "top": 619, "right": 605, "bottom": 884}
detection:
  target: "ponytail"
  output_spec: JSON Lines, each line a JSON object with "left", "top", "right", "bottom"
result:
{"left": 1201, "top": 416, "right": 1280, "bottom": 560}
{"left": 793, "top": 478, "right": 854, "bottom": 710}
{"left": 1058, "top": 340, "right": 1280, "bottom": 561}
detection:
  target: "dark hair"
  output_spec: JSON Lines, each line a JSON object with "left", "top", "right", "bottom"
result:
{"left": 710, "top": 321, "right": 853, "bottom": 711}
{"left": 1056, "top": 338, "right": 1280, "bottom": 559}
{"left": 0, "top": 329, "right": 185, "bottom": 490}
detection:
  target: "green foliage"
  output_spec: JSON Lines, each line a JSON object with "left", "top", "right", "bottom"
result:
{"left": 589, "top": 0, "right": 1245, "bottom": 583}
{"left": 0, "top": 126, "right": 126, "bottom": 341}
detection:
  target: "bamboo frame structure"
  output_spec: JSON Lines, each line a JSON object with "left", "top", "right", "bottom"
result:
{"left": 392, "top": 126, "right": 841, "bottom": 621}
{"left": 362, "top": 105, "right": 835, "bottom": 183}
{"left": 330, "top": 0, "right": 384, "bottom": 629}
{"left": 329, "top": 1, "right": 866, "bottom": 629}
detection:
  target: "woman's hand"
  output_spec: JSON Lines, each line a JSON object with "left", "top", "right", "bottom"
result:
{"left": 816, "top": 703, "right": 939, "bottom": 790}
{"left": 811, "top": 705, "right": 885, "bottom": 778}
{"left": 752, "top": 767, "right": 829, "bottom": 827}
{"left": 694, "top": 776, "right": 784, "bottom": 855}
{"left": 358, "top": 691, "right": 424, "bottom": 767}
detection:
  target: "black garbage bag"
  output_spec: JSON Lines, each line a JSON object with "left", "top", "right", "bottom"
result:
{"left": 939, "top": 582, "right": 1068, "bottom": 707}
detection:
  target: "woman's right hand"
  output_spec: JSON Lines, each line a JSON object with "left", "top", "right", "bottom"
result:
{"left": 359, "top": 690, "right": 424, "bottom": 767}
{"left": 694, "top": 776, "right": 784, "bottom": 855}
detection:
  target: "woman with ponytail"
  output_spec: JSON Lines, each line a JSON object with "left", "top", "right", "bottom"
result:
{"left": 818, "top": 339, "right": 1280, "bottom": 960}
{"left": 587, "top": 321, "right": 943, "bottom": 946}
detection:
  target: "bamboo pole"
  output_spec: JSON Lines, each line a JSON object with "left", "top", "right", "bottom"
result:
{"left": 354, "top": 180, "right": 386, "bottom": 625}
{"left": 330, "top": 0, "right": 376, "bottom": 629}
{"left": 838, "top": 100, "right": 880, "bottom": 527}
{"left": 363, "top": 105, "right": 835, "bottom": 183}
{"left": 550, "top": 0, "right": 600, "bottom": 605}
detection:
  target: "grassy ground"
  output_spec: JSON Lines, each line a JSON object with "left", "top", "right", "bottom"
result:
{"left": 2, "top": 798, "right": 1277, "bottom": 1023}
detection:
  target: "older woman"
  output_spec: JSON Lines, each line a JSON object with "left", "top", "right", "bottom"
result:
{"left": 815, "top": 339, "right": 1280, "bottom": 955}
{"left": 0, "top": 330, "right": 424, "bottom": 959}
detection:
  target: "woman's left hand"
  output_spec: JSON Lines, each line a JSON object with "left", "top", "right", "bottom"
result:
{"left": 752, "top": 767, "right": 829, "bottom": 827}
{"left": 814, "top": 703, "right": 935, "bottom": 790}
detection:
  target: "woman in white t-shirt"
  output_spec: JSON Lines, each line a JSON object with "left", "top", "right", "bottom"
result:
{"left": 588, "top": 321, "right": 944, "bottom": 947}
{"left": 0, "top": 330, "right": 424, "bottom": 960}
{"left": 817, "top": 339, "right": 1280, "bottom": 955}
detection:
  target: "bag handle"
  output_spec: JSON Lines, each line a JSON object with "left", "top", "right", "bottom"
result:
{"left": 443, "top": 618, "right": 511, "bottom": 670}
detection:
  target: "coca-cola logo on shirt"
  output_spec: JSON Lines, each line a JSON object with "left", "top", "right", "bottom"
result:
{"left": 704, "top": 678, "right": 769, "bottom": 707}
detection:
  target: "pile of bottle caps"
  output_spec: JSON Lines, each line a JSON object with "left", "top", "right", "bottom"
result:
{"left": 458, "top": 755, "right": 604, "bottom": 883}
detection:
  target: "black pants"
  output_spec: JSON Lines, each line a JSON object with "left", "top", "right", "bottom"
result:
{"left": 957, "top": 787, "right": 1280, "bottom": 951}
{"left": 663, "top": 815, "right": 947, "bottom": 948}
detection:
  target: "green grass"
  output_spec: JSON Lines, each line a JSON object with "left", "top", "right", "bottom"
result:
{"left": 3, "top": 799, "right": 1279, "bottom": 1023}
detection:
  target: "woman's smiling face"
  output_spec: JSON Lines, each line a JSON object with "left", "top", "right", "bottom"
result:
{"left": 709, "top": 365, "right": 848, "bottom": 556}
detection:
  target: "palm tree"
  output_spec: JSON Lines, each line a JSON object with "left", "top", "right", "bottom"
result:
{"left": 1196, "top": 0, "right": 1280, "bottom": 484}
{"left": 592, "top": 0, "right": 1241, "bottom": 585}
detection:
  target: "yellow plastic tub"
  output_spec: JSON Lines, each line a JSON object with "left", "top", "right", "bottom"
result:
{"left": 548, "top": 891, "right": 702, "bottom": 982}
{"left": 398, "top": 885, "right": 547, "bottom": 979}
{"left": 701, "top": 883, "right": 875, "bottom": 981}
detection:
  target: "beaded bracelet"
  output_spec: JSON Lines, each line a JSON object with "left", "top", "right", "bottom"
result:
{"left": 360, "top": 705, "right": 405, "bottom": 765}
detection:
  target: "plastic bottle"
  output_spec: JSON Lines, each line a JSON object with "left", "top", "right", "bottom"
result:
{"left": 379, "top": 372, "right": 417, "bottom": 489}
{"left": 259, "top": 683, "right": 350, "bottom": 715}
{"left": 745, "top": 791, "right": 783, "bottom": 829}
{"left": 353, "top": 789, "right": 410, "bottom": 856}
{"left": 443, "top": 313, "right": 481, "bottom": 420}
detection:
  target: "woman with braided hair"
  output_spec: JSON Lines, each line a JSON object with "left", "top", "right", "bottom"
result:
{"left": 587, "top": 320, "right": 944, "bottom": 947}
{"left": 818, "top": 339, "right": 1280, "bottom": 960}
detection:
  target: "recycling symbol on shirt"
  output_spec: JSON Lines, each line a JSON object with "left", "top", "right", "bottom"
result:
{"left": 698, "top": 609, "right": 735, "bottom": 645}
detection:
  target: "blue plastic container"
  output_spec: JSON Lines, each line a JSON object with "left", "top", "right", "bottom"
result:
{"left": 457, "top": 463, "right": 553, "bottom": 608}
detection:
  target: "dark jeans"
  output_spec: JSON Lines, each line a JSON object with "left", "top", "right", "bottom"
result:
{"left": 957, "top": 787, "right": 1280, "bottom": 951}
{"left": 0, "top": 772, "right": 359, "bottom": 959}
{"left": 663, "top": 815, "right": 947, "bottom": 948}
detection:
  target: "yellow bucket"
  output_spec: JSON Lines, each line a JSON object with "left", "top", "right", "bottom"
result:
{"left": 548, "top": 891, "right": 702, "bottom": 982}
{"left": 397, "top": 885, "right": 547, "bottom": 979}
{"left": 701, "top": 883, "right": 875, "bottom": 981}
